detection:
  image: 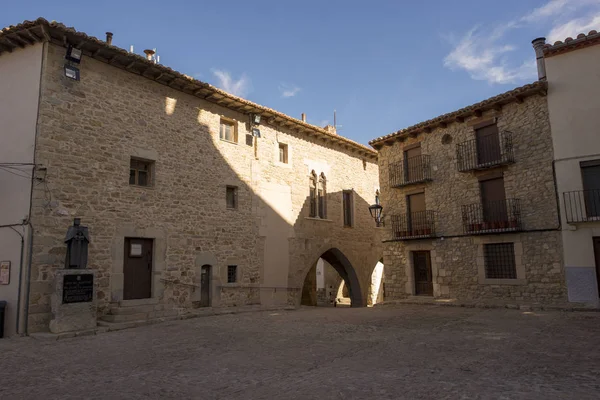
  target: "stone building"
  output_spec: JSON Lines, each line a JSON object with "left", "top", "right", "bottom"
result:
{"left": 0, "top": 18, "right": 382, "bottom": 336}
{"left": 537, "top": 31, "right": 600, "bottom": 306}
{"left": 370, "top": 80, "right": 567, "bottom": 304}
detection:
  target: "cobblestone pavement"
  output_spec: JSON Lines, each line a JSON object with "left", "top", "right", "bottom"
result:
{"left": 1, "top": 305, "right": 599, "bottom": 400}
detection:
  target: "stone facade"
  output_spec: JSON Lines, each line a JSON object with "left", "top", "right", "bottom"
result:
{"left": 25, "top": 42, "right": 382, "bottom": 332}
{"left": 374, "top": 91, "right": 568, "bottom": 303}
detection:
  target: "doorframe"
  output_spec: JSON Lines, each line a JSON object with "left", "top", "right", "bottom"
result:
{"left": 412, "top": 250, "right": 433, "bottom": 296}
{"left": 110, "top": 226, "right": 167, "bottom": 303}
{"left": 123, "top": 237, "right": 154, "bottom": 300}
{"left": 199, "top": 264, "right": 213, "bottom": 307}
{"left": 403, "top": 243, "right": 442, "bottom": 297}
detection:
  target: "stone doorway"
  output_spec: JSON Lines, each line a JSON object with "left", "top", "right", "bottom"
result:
{"left": 413, "top": 251, "right": 433, "bottom": 296}
{"left": 199, "top": 265, "right": 212, "bottom": 307}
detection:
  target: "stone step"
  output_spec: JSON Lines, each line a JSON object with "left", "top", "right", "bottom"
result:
{"left": 148, "top": 309, "right": 180, "bottom": 319}
{"left": 119, "top": 298, "right": 159, "bottom": 307}
{"left": 109, "top": 304, "right": 164, "bottom": 315}
{"left": 100, "top": 312, "right": 149, "bottom": 323}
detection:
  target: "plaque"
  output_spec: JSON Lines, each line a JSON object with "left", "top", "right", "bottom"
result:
{"left": 130, "top": 243, "right": 142, "bottom": 257}
{"left": 63, "top": 274, "right": 94, "bottom": 304}
{"left": 0, "top": 261, "right": 9, "bottom": 285}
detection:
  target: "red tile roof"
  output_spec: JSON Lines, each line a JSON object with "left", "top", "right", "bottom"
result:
{"left": 543, "top": 30, "right": 600, "bottom": 58}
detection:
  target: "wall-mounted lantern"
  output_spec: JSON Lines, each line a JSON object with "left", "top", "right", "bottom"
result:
{"left": 368, "top": 203, "right": 383, "bottom": 227}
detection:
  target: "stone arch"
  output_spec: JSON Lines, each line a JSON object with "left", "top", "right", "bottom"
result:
{"left": 302, "top": 247, "right": 366, "bottom": 307}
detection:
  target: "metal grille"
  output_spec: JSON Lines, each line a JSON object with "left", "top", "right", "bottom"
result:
{"left": 227, "top": 265, "right": 237, "bottom": 283}
{"left": 388, "top": 155, "right": 432, "bottom": 187}
{"left": 563, "top": 189, "right": 600, "bottom": 223}
{"left": 484, "top": 243, "right": 517, "bottom": 279}
{"left": 456, "top": 131, "right": 514, "bottom": 172}
{"left": 390, "top": 211, "right": 436, "bottom": 239}
{"left": 462, "top": 198, "right": 521, "bottom": 234}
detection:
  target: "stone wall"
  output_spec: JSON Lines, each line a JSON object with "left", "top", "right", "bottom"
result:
{"left": 26, "top": 43, "right": 382, "bottom": 332}
{"left": 377, "top": 93, "right": 567, "bottom": 303}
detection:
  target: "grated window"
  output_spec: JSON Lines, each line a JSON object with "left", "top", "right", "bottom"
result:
{"left": 484, "top": 243, "right": 517, "bottom": 279}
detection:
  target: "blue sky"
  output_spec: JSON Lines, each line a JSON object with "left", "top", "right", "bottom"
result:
{"left": 2, "top": 0, "right": 599, "bottom": 145}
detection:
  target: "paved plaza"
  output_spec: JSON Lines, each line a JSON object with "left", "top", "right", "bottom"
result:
{"left": 1, "top": 305, "right": 599, "bottom": 399}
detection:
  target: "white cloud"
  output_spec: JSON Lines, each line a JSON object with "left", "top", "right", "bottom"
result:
{"left": 279, "top": 83, "right": 301, "bottom": 98}
{"left": 444, "top": 0, "right": 600, "bottom": 85}
{"left": 548, "top": 13, "right": 600, "bottom": 43}
{"left": 211, "top": 69, "right": 250, "bottom": 97}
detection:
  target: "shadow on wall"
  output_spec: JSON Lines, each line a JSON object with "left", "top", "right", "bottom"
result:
{"left": 28, "top": 47, "right": 383, "bottom": 333}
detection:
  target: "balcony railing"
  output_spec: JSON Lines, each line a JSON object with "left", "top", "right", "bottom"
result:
{"left": 461, "top": 198, "right": 522, "bottom": 234}
{"left": 456, "top": 131, "right": 514, "bottom": 172}
{"left": 563, "top": 189, "right": 600, "bottom": 223}
{"left": 391, "top": 210, "right": 437, "bottom": 239}
{"left": 389, "top": 155, "right": 432, "bottom": 188}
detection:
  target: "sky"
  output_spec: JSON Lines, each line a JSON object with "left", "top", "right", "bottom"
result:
{"left": 2, "top": 0, "right": 599, "bottom": 145}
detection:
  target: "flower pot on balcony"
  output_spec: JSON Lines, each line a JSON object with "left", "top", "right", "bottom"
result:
{"left": 498, "top": 221, "right": 507, "bottom": 229}
{"left": 509, "top": 220, "right": 519, "bottom": 229}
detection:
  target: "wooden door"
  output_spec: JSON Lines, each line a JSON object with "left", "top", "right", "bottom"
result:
{"left": 408, "top": 192, "right": 426, "bottom": 233}
{"left": 199, "top": 265, "right": 211, "bottom": 307}
{"left": 123, "top": 238, "right": 153, "bottom": 300}
{"left": 476, "top": 124, "right": 501, "bottom": 165}
{"left": 593, "top": 238, "right": 600, "bottom": 298}
{"left": 413, "top": 251, "right": 433, "bottom": 296}
{"left": 480, "top": 177, "right": 507, "bottom": 223}
{"left": 404, "top": 145, "right": 422, "bottom": 182}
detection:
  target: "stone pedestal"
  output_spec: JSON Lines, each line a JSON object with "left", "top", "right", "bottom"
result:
{"left": 49, "top": 269, "right": 97, "bottom": 333}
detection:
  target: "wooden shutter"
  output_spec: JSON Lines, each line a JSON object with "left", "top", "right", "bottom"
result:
{"left": 404, "top": 145, "right": 422, "bottom": 182}
{"left": 582, "top": 165, "right": 600, "bottom": 217}
{"left": 476, "top": 124, "right": 501, "bottom": 165}
{"left": 480, "top": 177, "right": 507, "bottom": 222}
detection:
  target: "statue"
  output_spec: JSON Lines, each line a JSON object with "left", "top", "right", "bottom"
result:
{"left": 64, "top": 218, "right": 90, "bottom": 269}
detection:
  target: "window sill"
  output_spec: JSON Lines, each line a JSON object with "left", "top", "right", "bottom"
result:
{"left": 219, "top": 138, "right": 238, "bottom": 145}
{"left": 220, "top": 283, "right": 239, "bottom": 288}
{"left": 129, "top": 184, "right": 155, "bottom": 190}
{"left": 478, "top": 278, "right": 527, "bottom": 285}
{"left": 275, "top": 161, "right": 292, "bottom": 169}
{"left": 305, "top": 217, "right": 333, "bottom": 222}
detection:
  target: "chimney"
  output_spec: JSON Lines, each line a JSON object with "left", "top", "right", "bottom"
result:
{"left": 105, "top": 32, "right": 113, "bottom": 45}
{"left": 143, "top": 49, "right": 155, "bottom": 61}
{"left": 324, "top": 125, "right": 337, "bottom": 135}
{"left": 301, "top": 113, "right": 306, "bottom": 122}
{"left": 532, "top": 37, "right": 547, "bottom": 81}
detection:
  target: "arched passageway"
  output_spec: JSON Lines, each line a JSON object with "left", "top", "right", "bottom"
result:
{"left": 301, "top": 248, "right": 365, "bottom": 307}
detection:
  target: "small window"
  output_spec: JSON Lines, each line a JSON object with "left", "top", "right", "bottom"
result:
{"left": 219, "top": 119, "right": 237, "bottom": 143}
{"left": 278, "top": 143, "right": 288, "bottom": 164}
{"left": 129, "top": 158, "right": 153, "bottom": 187}
{"left": 343, "top": 190, "right": 354, "bottom": 227}
{"left": 484, "top": 243, "right": 516, "bottom": 279}
{"left": 309, "top": 171, "right": 317, "bottom": 218}
{"left": 226, "top": 186, "right": 238, "bottom": 209}
{"left": 227, "top": 265, "right": 237, "bottom": 283}
{"left": 318, "top": 173, "right": 327, "bottom": 219}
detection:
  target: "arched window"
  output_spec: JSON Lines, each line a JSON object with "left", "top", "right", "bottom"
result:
{"left": 318, "top": 173, "right": 327, "bottom": 219}
{"left": 309, "top": 171, "right": 318, "bottom": 217}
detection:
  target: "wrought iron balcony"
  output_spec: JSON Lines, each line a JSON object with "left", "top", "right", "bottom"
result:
{"left": 391, "top": 210, "right": 437, "bottom": 240}
{"left": 389, "top": 155, "right": 432, "bottom": 188}
{"left": 456, "top": 131, "right": 514, "bottom": 172}
{"left": 461, "top": 198, "right": 522, "bottom": 234}
{"left": 563, "top": 189, "right": 600, "bottom": 223}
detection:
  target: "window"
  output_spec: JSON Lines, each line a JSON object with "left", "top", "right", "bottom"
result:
{"left": 480, "top": 176, "right": 507, "bottom": 223}
{"left": 279, "top": 143, "right": 288, "bottom": 164}
{"left": 343, "top": 190, "right": 354, "bottom": 227}
{"left": 219, "top": 119, "right": 237, "bottom": 143}
{"left": 475, "top": 123, "right": 501, "bottom": 165}
{"left": 309, "top": 171, "right": 317, "bottom": 217}
{"left": 581, "top": 161, "right": 600, "bottom": 217}
{"left": 484, "top": 243, "right": 517, "bottom": 279}
{"left": 129, "top": 158, "right": 153, "bottom": 187}
{"left": 318, "top": 173, "right": 327, "bottom": 219}
{"left": 226, "top": 186, "right": 238, "bottom": 209}
{"left": 404, "top": 144, "right": 423, "bottom": 183}
{"left": 227, "top": 265, "right": 237, "bottom": 283}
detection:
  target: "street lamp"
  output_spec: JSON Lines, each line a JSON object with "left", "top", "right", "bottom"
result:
{"left": 368, "top": 203, "right": 383, "bottom": 227}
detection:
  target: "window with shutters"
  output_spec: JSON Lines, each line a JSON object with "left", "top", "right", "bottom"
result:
{"left": 581, "top": 162, "right": 600, "bottom": 218}
{"left": 278, "top": 143, "right": 289, "bottom": 164}
{"left": 343, "top": 190, "right": 354, "bottom": 227}
{"left": 484, "top": 243, "right": 517, "bottom": 279}
{"left": 219, "top": 118, "right": 237, "bottom": 143}
{"left": 129, "top": 158, "right": 154, "bottom": 187}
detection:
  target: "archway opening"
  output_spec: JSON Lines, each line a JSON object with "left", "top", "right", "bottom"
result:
{"left": 368, "top": 259, "right": 385, "bottom": 306}
{"left": 300, "top": 248, "right": 364, "bottom": 307}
